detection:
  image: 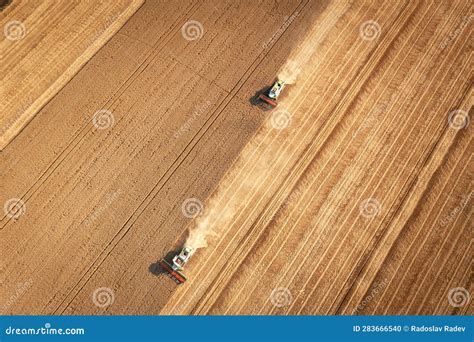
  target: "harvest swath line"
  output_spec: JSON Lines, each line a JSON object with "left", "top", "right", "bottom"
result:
{"left": 294, "top": 22, "right": 471, "bottom": 315}
{"left": 308, "top": 2, "right": 474, "bottom": 316}
{"left": 410, "top": 170, "right": 473, "bottom": 314}
{"left": 365, "top": 53, "right": 472, "bottom": 314}
{"left": 431, "top": 237, "right": 472, "bottom": 315}
{"left": 381, "top": 150, "right": 473, "bottom": 314}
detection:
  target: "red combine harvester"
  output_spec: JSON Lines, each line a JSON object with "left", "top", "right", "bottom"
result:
{"left": 159, "top": 246, "right": 195, "bottom": 284}
{"left": 259, "top": 80, "right": 285, "bottom": 108}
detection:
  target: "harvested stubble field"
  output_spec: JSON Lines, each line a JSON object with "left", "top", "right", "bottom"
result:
{"left": 1, "top": 0, "right": 472, "bottom": 315}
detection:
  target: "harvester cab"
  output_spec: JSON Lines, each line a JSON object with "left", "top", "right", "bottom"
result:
{"left": 172, "top": 246, "right": 193, "bottom": 271}
{"left": 159, "top": 246, "right": 195, "bottom": 284}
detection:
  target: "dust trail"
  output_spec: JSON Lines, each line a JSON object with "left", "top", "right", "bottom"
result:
{"left": 184, "top": 4, "right": 342, "bottom": 251}
{"left": 184, "top": 134, "right": 281, "bottom": 250}
{"left": 277, "top": 36, "right": 321, "bottom": 85}
{"left": 277, "top": 33, "right": 321, "bottom": 85}
{"left": 184, "top": 206, "right": 220, "bottom": 249}
{"left": 277, "top": 4, "right": 340, "bottom": 86}
{"left": 278, "top": 60, "right": 302, "bottom": 84}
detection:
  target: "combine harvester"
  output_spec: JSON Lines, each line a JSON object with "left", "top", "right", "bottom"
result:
{"left": 159, "top": 246, "right": 195, "bottom": 284}
{"left": 259, "top": 80, "right": 285, "bottom": 108}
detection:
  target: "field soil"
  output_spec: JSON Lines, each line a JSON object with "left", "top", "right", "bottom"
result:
{"left": 1, "top": 0, "right": 472, "bottom": 315}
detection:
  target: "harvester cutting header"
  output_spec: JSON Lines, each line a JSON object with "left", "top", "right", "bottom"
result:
{"left": 159, "top": 246, "right": 195, "bottom": 284}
